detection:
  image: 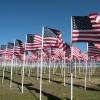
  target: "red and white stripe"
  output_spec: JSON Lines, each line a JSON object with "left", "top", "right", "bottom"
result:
{"left": 72, "top": 13, "right": 100, "bottom": 43}
{"left": 72, "top": 47, "right": 80, "bottom": 59}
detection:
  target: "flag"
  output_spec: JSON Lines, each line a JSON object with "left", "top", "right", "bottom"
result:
{"left": 7, "top": 42, "right": 14, "bottom": 49}
{"left": 0, "top": 45, "right": 6, "bottom": 55}
{"left": 33, "top": 34, "right": 42, "bottom": 44}
{"left": 72, "top": 47, "right": 81, "bottom": 60}
{"left": 94, "top": 43, "right": 100, "bottom": 49}
{"left": 44, "top": 27, "right": 63, "bottom": 48}
{"left": 15, "top": 39, "right": 24, "bottom": 54}
{"left": 88, "top": 43, "right": 100, "bottom": 56}
{"left": 15, "top": 39, "right": 23, "bottom": 47}
{"left": 26, "top": 34, "right": 42, "bottom": 51}
{"left": 27, "top": 34, "right": 33, "bottom": 43}
{"left": 5, "top": 42, "right": 14, "bottom": 55}
{"left": 96, "top": 15, "right": 100, "bottom": 23}
{"left": 80, "top": 52, "right": 88, "bottom": 62}
{"left": 0, "top": 45, "right": 6, "bottom": 50}
{"left": 72, "top": 13, "right": 100, "bottom": 43}
{"left": 63, "top": 42, "right": 70, "bottom": 58}
{"left": 44, "top": 27, "right": 59, "bottom": 37}
{"left": 63, "top": 42, "right": 70, "bottom": 51}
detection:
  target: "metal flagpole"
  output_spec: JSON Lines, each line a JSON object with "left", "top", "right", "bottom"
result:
{"left": 37, "top": 50, "right": 39, "bottom": 80}
{"left": 74, "top": 58, "right": 77, "bottom": 78}
{"left": 2, "top": 45, "right": 7, "bottom": 84}
{"left": 64, "top": 51, "right": 66, "bottom": 86}
{"left": 71, "top": 16, "right": 73, "bottom": 100}
{"left": 40, "top": 26, "right": 44, "bottom": 100}
{"left": 22, "top": 34, "right": 27, "bottom": 93}
{"left": 53, "top": 58, "right": 55, "bottom": 75}
{"left": 90, "top": 58, "right": 93, "bottom": 76}
{"left": 48, "top": 48, "right": 51, "bottom": 83}
{"left": 78, "top": 59, "right": 81, "bottom": 74}
{"left": 10, "top": 40, "right": 15, "bottom": 88}
{"left": 84, "top": 43, "right": 88, "bottom": 90}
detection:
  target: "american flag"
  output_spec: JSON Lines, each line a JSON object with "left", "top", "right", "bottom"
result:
{"left": 44, "top": 27, "right": 63, "bottom": 49}
{"left": 15, "top": 39, "right": 24, "bottom": 55}
{"left": 43, "top": 37, "right": 58, "bottom": 48}
{"left": 63, "top": 42, "right": 70, "bottom": 58}
{"left": 0, "top": 45, "right": 6, "bottom": 55}
{"left": 94, "top": 54, "right": 100, "bottom": 62}
{"left": 80, "top": 52, "right": 88, "bottom": 62}
{"left": 72, "top": 47, "right": 80, "bottom": 60}
{"left": 5, "top": 42, "right": 14, "bottom": 55}
{"left": 96, "top": 14, "right": 100, "bottom": 23}
{"left": 26, "top": 34, "right": 42, "bottom": 51}
{"left": 88, "top": 43, "right": 100, "bottom": 57}
{"left": 94, "top": 43, "right": 100, "bottom": 49}
{"left": 72, "top": 13, "right": 100, "bottom": 43}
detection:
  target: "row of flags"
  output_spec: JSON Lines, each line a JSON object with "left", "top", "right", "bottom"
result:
{"left": 0, "top": 12, "right": 100, "bottom": 62}
{"left": 0, "top": 26, "right": 89, "bottom": 62}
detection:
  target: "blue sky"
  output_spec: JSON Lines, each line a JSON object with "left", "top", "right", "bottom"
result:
{"left": 0, "top": 0, "right": 100, "bottom": 51}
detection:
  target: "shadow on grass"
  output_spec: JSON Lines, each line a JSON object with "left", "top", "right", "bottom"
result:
{"left": 65, "top": 82, "right": 100, "bottom": 92}
{"left": 2, "top": 76, "right": 62, "bottom": 100}
{"left": 1, "top": 74, "right": 100, "bottom": 92}
{"left": 36, "top": 76, "right": 100, "bottom": 92}
{"left": 96, "top": 84, "right": 100, "bottom": 89}
{"left": 25, "top": 84, "right": 62, "bottom": 100}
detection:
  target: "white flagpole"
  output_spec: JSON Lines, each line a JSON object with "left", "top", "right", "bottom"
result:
{"left": 90, "top": 58, "right": 93, "bottom": 76}
{"left": 84, "top": 43, "right": 88, "bottom": 90}
{"left": 74, "top": 58, "right": 77, "bottom": 78}
{"left": 71, "top": 16, "right": 73, "bottom": 100}
{"left": 64, "top": 51, "right": 66, "bottom": 86}
{"left": 10, "top": 40, "right": 15, "bottom": 88}
{"left": 40, "top": 26, "right": 44, "bottom": 100}
{"left": 88, "top": 59, "right": 91, "bottom": 81}
{"left": 37, "top": 50, "right": 39, "bottom": 80}
{"left": 53, "top": 58, "right": 55, "bottom": 75}
{"left": 22, "top": 34, "right": 27, "bottom": 93}
{"left": 71, "top": 73, "right": 73, "bottom": 100}
{"left": 78, "top": 59, "right": 81, "bottom": 74}
{"left": 48, "top": 48, "right": 51, "bottom": 83}
{"left": 2, "top": 45, "right": 7, "bottom": 84}
{"left": 85, "top": 60, "right": 87, "bottom": 90}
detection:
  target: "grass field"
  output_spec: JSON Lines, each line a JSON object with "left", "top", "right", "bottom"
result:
{"left": 0, "top": 67, "right": 100, "bottom": 100}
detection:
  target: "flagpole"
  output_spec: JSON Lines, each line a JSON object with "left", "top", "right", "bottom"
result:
{"left": 84, "top": 43, "right": 88, "bottom": 90}
{"left": 71, "top": 16, "right": 73, "bottom": 100}
{"left": 37, "top": 50, "right": 39, "bottom": 80}
{"left": 74, "top": 58, "right": 77, "bottom": 78}
{"left": 2, "top": 45, "right": 7, "bottom": 84}
{"left": 78, "top": 59, "right": 81, "bottom": 74}
{"left": 64, "top": 51, "right": 66, "bottom": 86}
{"left": 21, "top": 34, "right": 27, "bottom": 93}
{"left": 10, "top": 40, "right": 15, "bottom": 88}
{"left": 48, "top": 48, "right": 51, "bottom": 83}
{"left": 40, "top": 26, "right": 44, "bottom": 100}
{"left": 90, "top": 57, "right": 93, "bottom": 76}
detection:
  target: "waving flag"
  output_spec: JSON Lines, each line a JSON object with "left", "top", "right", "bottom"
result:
{"left": 96, "top": 15, "right": 100, "bottom": 23}
{"left": 7, "top": 42, "right": 14, "bottom": 49}
{"left": 94, "top": 43, "right": 100, "bottom": 49}
{"left": 72, "top": 13, "right": 100, "bottom": 43}
{"left": 15, "top": 39, "right": 24, "bottom": 55}
{"left": 88, "top": 43, "right": 100, "bottom": 56}
{"left": 0, "top": 45, "right": 6, "bottom": 55}
{"left": 72, "top": 47, "right": 81, "bottom": 60}
{"left": 26, "top": 34, "right": 42, "bottom": 51}
{"left": 44, "top": 27, "right": 63, "bottom": 48}
{"left": 15, "top": 39, "right": 23, "bottom": 47}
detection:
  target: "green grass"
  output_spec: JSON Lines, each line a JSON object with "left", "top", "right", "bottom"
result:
{"left": 0, "top": 67, "right": 100, "bottom": 100}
